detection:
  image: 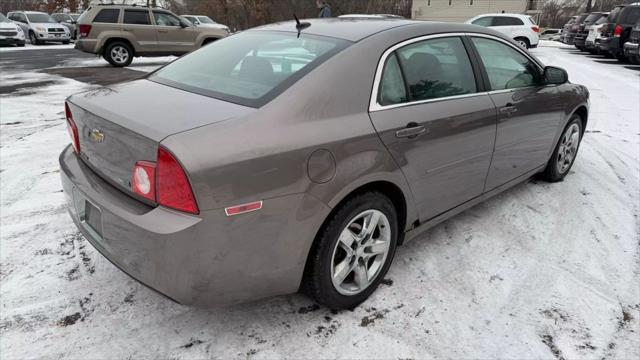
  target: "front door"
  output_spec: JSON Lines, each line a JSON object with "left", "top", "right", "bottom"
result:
{"left": 152, "top": 11, "right": 196, "bottom": 54}
{"left": 369, "top": 36, "right": 497, "bottom": 221}
{"left": 469, "top": 36, "right": 565, "bottom": 190}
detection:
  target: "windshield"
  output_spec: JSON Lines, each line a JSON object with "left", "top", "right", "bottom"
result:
{"left": 150, "top": 31, "right": 350, "bottom": 108}
{"left": 595, "top": 16, "right": 608, "bottom": 25}
{"left": 70, "top": 14, "right": 79, "bottom": 20}
{"left": 26, "top": 13, "right": 55, "bottom": 23}
{"left": 197, "top": 16, "right": 215, "bottom": 24}
{"left": 608, "top": 6, "right": 623, "bottom": 22}
{"left": 0, "top": 13, "right": 9, "bottom": 22}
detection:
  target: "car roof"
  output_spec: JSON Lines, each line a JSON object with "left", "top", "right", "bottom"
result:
{"left": 251, "top": 18, "right": 491, "bottom": 42}
{"left": 472, "top": 13, "right": 530, "bottom": 18}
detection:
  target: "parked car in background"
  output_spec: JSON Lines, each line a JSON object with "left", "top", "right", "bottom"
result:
{"left": 180, "top": 15, "right": 230, "bottom": 33}
{"left": 539, "top": 28, "right": 561, "bottom": 41}
{"left": 623, "top": 19, "right": 640, "bottom": 64}
{"left": 74, "top": 5, "right": 227, "bottom": 67}
{"left": 7, "top": 11, "right": 70, "bottom": 45}
{"left": 60, "top": 19, "right": 588, "bottom": 309}
{"left": 52, "top": 12, "right": 80, "bottom": 39}
{"left": 585, "top": 14, "right": 610, "bottom": 54}
{"left": 574, "top": 12, "right": 608, "bottom": 51}
{"left": 564, "top": 13, "right": 588, "bottom": 45}
{"left": 599, "top": 4, "right": 640, "bottom": 61}
{"left": 560, "top": 16, "right": 578, "bottom": 43}
{"left": 0, "top": 12, "right": 25, "bottom": 46}
{"left": 467, "top": 13, "right": 539, "bottom": 48}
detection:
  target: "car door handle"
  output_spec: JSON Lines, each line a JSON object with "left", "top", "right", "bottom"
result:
{"left": 158, "top": 29, "right": 168, "bottom": 33}
{"left": 123, "top": 28, "right": 132, "bottom": 32}
{"left": 395, "top": 123, "right": 427, "bottom": 139}
{"left": 499, "top": 103, "right": 517, "bottom": 115}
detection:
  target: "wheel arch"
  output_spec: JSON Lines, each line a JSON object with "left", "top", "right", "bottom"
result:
{"left": 572, "top": 104, "right": 589, "bottom": 134}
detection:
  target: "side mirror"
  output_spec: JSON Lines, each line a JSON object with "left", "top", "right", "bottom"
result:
{"left": 544, "top": 66, "right": 568, "bottom": 85}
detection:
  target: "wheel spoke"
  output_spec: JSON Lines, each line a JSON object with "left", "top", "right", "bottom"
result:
{"left": 365, "top": 240, "right": 387, "bottom": 257}
{"left": 363, "top": 212, "right": 381, "bottom": 238}
{"left": 338, "top": 229, "right": 356, "bottom": 253}
{"left": 333, "top": 258, "right": 352, "bottom": 286}
{"left": 354, "top": 263, "right": 368, "bottom": 288}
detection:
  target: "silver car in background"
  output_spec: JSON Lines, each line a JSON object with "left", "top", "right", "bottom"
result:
{"left": 181, "top": 15, "right": 230, "bottom": 33}
{"left": 7, "top": 11, "right": 70, "bottom": 45}
{"left": 52, "top": 12, "right": 80, "bottom": 39}
{"left": 0, "top": 13, "right": 25, "bottom": 46}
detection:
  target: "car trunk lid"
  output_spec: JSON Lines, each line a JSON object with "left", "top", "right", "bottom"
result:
{"left": 67, "top": 79, "right": 254, "bottom": 199}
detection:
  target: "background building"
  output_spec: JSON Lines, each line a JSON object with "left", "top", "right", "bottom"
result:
{"left": 412, "top": 0, "right": 543, "bottom": 23}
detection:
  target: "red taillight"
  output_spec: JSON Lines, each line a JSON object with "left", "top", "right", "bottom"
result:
{"left": 132, "top": 161, "right": 156, "bottom": 201}
{"left": 614, "top": 24, "right": 623, "bottom": 37}
{"left": 65, "top": 102, "right": 80, "bottom": 154}
{"left": 78, "top": 24, "right": 92, "bottom": 38}
{"left": 156, "top": 146, "right": 199, "bottom": 214}
{"left": 532, "top": 26, "right": 539, "bottom": 33}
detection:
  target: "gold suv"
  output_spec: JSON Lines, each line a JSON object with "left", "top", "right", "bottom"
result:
{"left": 74, "top": 5, "right": 228, "bottom": 67}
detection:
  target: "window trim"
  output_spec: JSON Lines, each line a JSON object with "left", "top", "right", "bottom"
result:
{"left": 369, "top": 32, "right": 544, "bottom": 112}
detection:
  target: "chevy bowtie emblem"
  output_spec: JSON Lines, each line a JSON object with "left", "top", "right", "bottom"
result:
{"left": 89, "top": 129, "right": 105, "bottom": 143}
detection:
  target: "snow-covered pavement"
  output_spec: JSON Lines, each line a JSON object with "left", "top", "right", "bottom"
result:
{"left": 0, "top": 45, "right": 638, "bottom": 359}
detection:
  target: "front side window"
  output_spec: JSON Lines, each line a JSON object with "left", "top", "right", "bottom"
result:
{"left": 93, "top": 9, "right": 119, "bottom": 23}
{"left": 492, "top": 16, "right": 524, "bottom": 26}
{"left": 472, "top": 17, "right": 492, "bottom": 27}
{"left": 471, "top": 37, "right": 542, "bottom": 90}
{"left": 153, "top": 11, "right": 181, "bottom": 27}
{"left": 379, "top": 54, "right": 407, "bottom": 106}
{"left": 123, "top": 10, "right": 150, "bottom": 25}
{"left": 151, "top": 31, "right": 349, "bottom": 107}
{"left": 395, "top": 37, "right": 476, "bottom": 102}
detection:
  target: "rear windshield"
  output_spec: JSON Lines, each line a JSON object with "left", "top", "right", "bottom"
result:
{"left": 584, "top": 13, "right": 602, "bottom": 24}
{"left": 150, "top": 31, "right": 350, "bottom": 108}
{"left": 595, "top": 16, "right": 608, "bottom": 25}
{"left": 576, "top": 14, "right": 589, "bottom": 24}
{"left": 26, "top": 13, "right": 55, "bottom": 23}
{"left": 621, "top": 6, "right": 640, "bottom": 24}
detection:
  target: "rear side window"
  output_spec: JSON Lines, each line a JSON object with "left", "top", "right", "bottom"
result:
{"left": 492, "top": 17, "right": 524, "bottom": 26}
{"left": 621, "top": 7, "right": 640, "bottom": 24}
{"left": 395, "top": 37, "right": 476, "bottom": 102}
{"left": 150, "top": 31, "right": 349, "bottom": 108}
{"left": 123, "top": 10, "right": 150, "bottom": 25}
{"left": 472, "top": 17, "right": 492, "bottom": 27}
{"left": 153, "top": 11, "right": 181, "bottom": 27}
{"left": 93, "top": 9, "right": 119, "bottom": 23}
{"left": 379, "top": 54, "right": 407, "bottom": 106}
{"left": 471, "top": 37, "right": 541, "bottom": 90}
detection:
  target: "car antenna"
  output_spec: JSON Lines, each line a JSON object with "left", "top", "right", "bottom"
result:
{"left": 293, "top": 14, "right": 310, "bottom": 38}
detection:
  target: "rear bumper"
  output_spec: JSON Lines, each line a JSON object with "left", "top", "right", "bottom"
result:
{"left": 59, "top": 145, "right": 330, "bottom": 306}
{"left": 574, "top": 34, "right": 587, "bottom": 47}
{"left": 624, "top": 42, "right": 640, "bottom": 57}
{"left": 599, "top": 37, "right": 620, "bottom": 54}
{"left": 74, "top": 39, "right": 99, "bottom": 53}
{"left": 564, "top": 33, "right": 576, "bottom": 44}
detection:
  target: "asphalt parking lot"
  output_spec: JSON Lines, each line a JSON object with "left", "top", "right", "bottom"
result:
{"left": 0, "top": 42, "right": 639, "bottom": 359}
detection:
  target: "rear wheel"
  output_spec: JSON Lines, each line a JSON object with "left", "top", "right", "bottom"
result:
{"left": 104, "top": 41, "right": 133, "bottom": 67}
{"left": 540, "top": 115, "right": 583, "bottom": 182}
{"left": 303, "top": 192, "right": 398, "bottom": 310}
{"left": 515, "top": 37, "right": 530, "bottom": 49}
{"left": 616, "top": 53, "right": 628, "bottom": 63}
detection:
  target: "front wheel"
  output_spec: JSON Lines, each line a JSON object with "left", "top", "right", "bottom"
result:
{"left": 515, "top": 37, "right": 530, "bottom": 49}
{"left": 28, "top": 31, "right": 40, "bottom": 45}
{"left": 540, "top": 115, "right": 583, "bottom": 182}
{"left": 104, "top": 41, "right": 134, "bottom": 67}
{"left": 303, "top": 192, "right": 398, "bottom": 310}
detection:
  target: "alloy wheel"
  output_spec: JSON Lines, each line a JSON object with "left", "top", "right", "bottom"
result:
{"left": 110, "top": 46, "right": 129, "bottom": 65}
{"left": 556, "top": 123, "right": 580, "bottom": 174}
{"left": 330, "top": 209, "right": 391, "bottom": 296}
{"left": 517, "top": 39, "right": 528, "bottom": 49}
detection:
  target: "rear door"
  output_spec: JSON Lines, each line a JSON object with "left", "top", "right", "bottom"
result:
{"left": 469, "top": 36, "right": 565, "bottom": 191}
{"left": 369, "top": 35, "right": 497, "bottom": 221}
{"left": 152, "top": 10, "right": 196, "bottom": 53}
{"left": 122, "top": 8, "right": 156, "bottom": 52}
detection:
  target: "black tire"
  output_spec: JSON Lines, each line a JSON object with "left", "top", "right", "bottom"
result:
{"left": 616, "top": 53, "right": 628, "bottom": 63}
{"left": 303, "top": 191, "right": 398, "bottom": 310}
{"left": 540, "top": 115, "right": 583, "bottom": 182}
{"left": 103, "top": 41, "right": 134, "bottom": 67}
{"left": 515, "top": 37, "right": 530, "bottom": 49}
{"left": 28, "top": 31, "right": 40, "bottom": 45}
{"left": 17, "top": 42, "right": 25, "bottom": 47}
{"left": 62, "top": 40, "right": 70, "bottom": 45}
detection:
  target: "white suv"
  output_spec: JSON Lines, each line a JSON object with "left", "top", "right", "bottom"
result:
{"left": 7, "top": 11, "right": 70, "bottom": 45}
{"left": 466, "top": 13, "right": 539, "bottom": 49}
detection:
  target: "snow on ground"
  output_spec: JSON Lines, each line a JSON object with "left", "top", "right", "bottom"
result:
{"left": 0, "top": 47, "right": 638, "bottom": 359}
{"left": 0, "top": 43, "right": 75, "bottom": 52}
